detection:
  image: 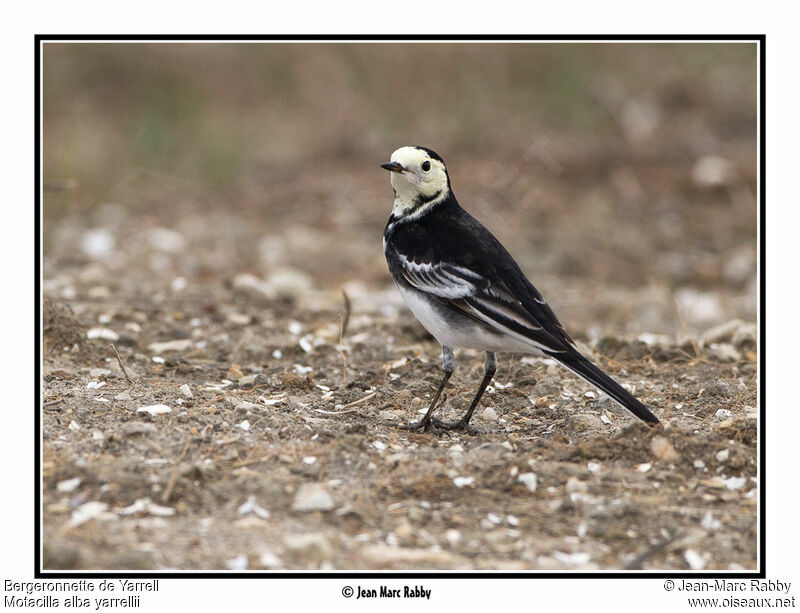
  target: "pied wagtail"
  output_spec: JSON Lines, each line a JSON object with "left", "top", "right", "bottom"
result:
{"left": 382, "top": 145, "right": 659, "bottom": 433}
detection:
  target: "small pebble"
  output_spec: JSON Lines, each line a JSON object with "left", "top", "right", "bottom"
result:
{"left": 226, "top": 554, "right": 248, "bottom": 571}
{"left": 453, "top": 476, "right": 475, "bottom": 488}
{"left": 291, "top": 484, "right": 335, "bottom": 512}
{"left": 137, "top": 404, "right": 171, "bottom": 415}
{"left": 716, "top": 449, "right": 730, "bottom": 462}
{"left": 684, "top": 548, "right": 708, "bottom": 570}
{"left": 650, "top": 436, "right": 680, "bottom": 462}
{"left": 481, "top": 407, "right": 498, "bottom": 421}
{"left": 178, "top": 384, "right": 193, "bottom": 399}
{"left": 518, "top": 472, "right": 538, "bottom": 492}
{"left": 57, "top": 478, "right": 81, "bottom": 493}
{"left": 724, "top": 476, "right": 747, "bottom": 491}
{"left": 259, "top": 551, "right": 283, "bottom": 569}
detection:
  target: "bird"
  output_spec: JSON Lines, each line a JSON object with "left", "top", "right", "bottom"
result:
{"left": 381, "top": 145, "right": 659, "bottom": 434}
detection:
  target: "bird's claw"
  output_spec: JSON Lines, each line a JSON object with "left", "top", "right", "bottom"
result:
{"left": 399, "top": 419, "right": 451, "bottom": 437}
{"left": 430, "top": 417, "right": 482, "bottom": 435}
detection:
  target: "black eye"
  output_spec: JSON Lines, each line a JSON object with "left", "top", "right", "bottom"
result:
{"left": 421, "top": 160, "right": 431, "bottom": 172}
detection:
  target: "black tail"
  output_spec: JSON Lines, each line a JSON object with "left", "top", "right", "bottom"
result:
{"left": 550, "top": 349, "right": 659, "bottom": 425}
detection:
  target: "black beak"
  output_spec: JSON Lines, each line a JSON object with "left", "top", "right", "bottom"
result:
{"left": 380, "top": 161, "right": 405, "bottom": 173}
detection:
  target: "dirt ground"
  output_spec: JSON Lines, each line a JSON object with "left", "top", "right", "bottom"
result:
{"left": 41, "top": 156, "right": 758, "bottom": 572}
{"left": 40, "top": 43, "right": 758, "bottom": 572}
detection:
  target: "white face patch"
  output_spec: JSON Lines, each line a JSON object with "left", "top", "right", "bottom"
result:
{"left": 387, "top": 146, "right": 449, "bottom": 217}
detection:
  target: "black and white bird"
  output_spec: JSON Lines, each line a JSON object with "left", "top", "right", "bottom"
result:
{"left": 381, "top": 145, "right": 659, "bottom": 433}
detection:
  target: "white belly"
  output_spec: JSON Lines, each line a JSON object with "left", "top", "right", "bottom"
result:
{"left": 397, "top": 285, "right": 542, "bottom": 354}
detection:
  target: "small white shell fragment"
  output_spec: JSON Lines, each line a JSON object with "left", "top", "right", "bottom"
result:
{"left": 715, "top": 409, "right": 733, "bottom": 418}
{"left": 298, "top": 335, "right": 314, "bottom": 354}
{"left": 372, "top": 441, "right": 387, "bottom": 451}
{"left": 487, "top": 513, "right": 502, "bottom": 525}
{"left": 587, "top": 462, "right": 601, "bottom": 473}
{"left": 237, "top": 496, "right": 271, "bottom": 519}
{"left": 288, "top": 320, "right": 304, "bottom": 335}
{"left": 92, "top": 430, "right": 104, "bottom": 440}
{"left": 237, "top": 420, "right": 251, "bottom": 431}
{"left": 684, "top": 549, "right": 708, "bottom": 570}
{"left": 87, "top": 327, "right": 119, "bottom": 341}
{"left": 302, "top": 456, "right": 317, "bottom": 465}
{"left": 259, "top": 551, "right": 283, "bottom": 569}
{"left": 152, "top": 356, "right": 165, "bottom": 364}
{"left": 701, "top": 511, "right": 721, "bottom": 530}
{"left": 637, "top": 463, "right": 652, "bottom": 473}
{"left": 179, "top": 384, "right": 193, "bottom": 398}
{"left": 507, "top": 514, "right": 519, "bottom": 526}
{"left": 453, "top": 476, "right": 475, "bottom": 488}
{"left": 226, "top": 554, "right": 249, "bottom": 571}
{"left": 117, "top": 497, "right": 175, "bottom": 517}
{"left": 148, "top": 339, "right": 193, "bottom": 353}
{"left": 272, "top": 349, "right": 283, "bottom": 359}
{"left": 57, "top": 477, "right": 81, "bottom": 493}
{"left": 694, "top": 460, "right": 706, "bottom": 469}
{"left": 716, "top": 449, "right": 730, "bottom": 462}
{"left": 600, "top": 414, "right": 613, "bottom": 425}
{"left": 552, "top": 551, "right": 591, "bottom": 566}
{"left": 68, "top": 420, "right": 81, "bottom": 431}
{"left": 86, "top": 381, "right": 106, "bottom": 389}
{"left": 137, "top": 404, "right": 171, "bottom": 415}
{"left": 445, "top": 529, "right": 461, "bottom": 544}
{"left": 69, "top": 501, "right": 112, "bottom": 526}
{"left": 518, "top": 472, "right": 538, "bottom": 492}
{"left": 293, "top": 364, "right": 313, "bottom": 375}
{"left": 482, "top": 407, "right": 498, "bottom": 421}
{"left": 724, "top": 476, "right": 747, "bottom": 491}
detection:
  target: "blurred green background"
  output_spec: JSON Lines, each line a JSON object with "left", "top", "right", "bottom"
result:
{"left": 43, "top": 43, "right": 756, "bottom": 209}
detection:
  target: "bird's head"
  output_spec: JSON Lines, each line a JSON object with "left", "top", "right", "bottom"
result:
{"left": 381, "top": 146, "right": 450, "bottom": 217}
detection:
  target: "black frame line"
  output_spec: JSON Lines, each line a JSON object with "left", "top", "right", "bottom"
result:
{"left": 35, "top": 33, "right": 766, "bottom": 580}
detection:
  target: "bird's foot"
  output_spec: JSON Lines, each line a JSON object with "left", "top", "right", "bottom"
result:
{"left": 430, "top": 417, "right": 482, "bottom": 435}
{"left": 398, "top": 418, "right": 451, "bottom": 437}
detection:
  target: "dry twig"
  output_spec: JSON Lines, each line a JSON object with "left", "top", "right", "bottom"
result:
{"left": 110, "top": 343, "right": 133, "bottom": 385}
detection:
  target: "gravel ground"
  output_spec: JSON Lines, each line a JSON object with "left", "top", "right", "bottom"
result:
{"left": 41, "top": 143, "right": 758, "bottom": 571}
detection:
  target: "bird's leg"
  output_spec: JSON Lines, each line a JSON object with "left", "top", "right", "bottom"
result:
{"left": 433, "top": 352, "right": 497, "bottom": 433}
{"left": 400, "top": 346, "right": 454, "bottom": 434}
